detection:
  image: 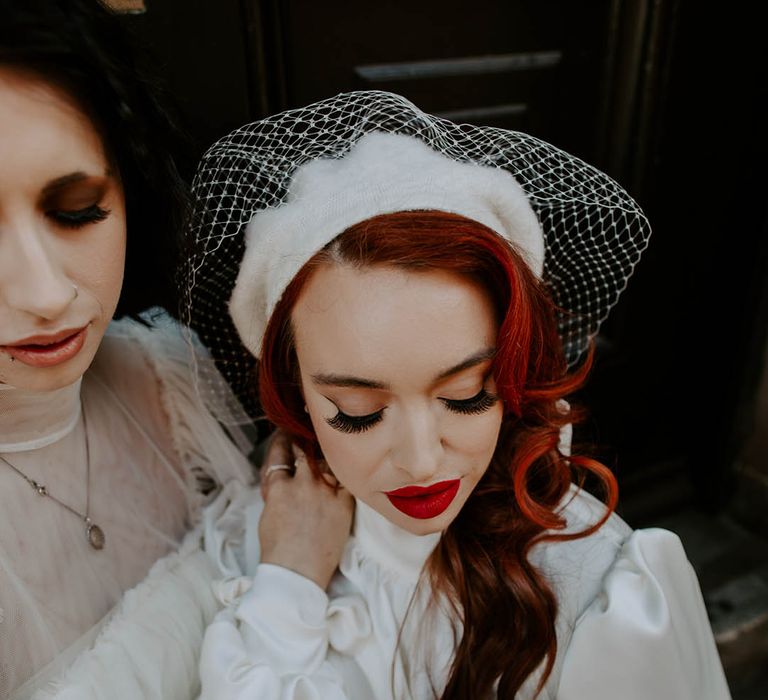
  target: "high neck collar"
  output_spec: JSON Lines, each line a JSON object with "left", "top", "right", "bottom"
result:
{"left": 352, "top": 499, "right": 441, "bottom": 581}
{"left": 0, "top": 379, "right": 82, "bottom": 452}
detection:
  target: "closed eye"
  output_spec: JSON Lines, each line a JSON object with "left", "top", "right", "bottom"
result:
{"left": 441, "top": 388, "right": 499, "bottom": 415}
{"left": 48, "top": 204, "right": 110, "bottom": 229}
{"left": 326, "top": 408, "right": 384, "bottom": 434}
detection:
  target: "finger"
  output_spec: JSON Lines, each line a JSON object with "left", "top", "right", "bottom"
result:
{"left": 260, "top": 431, "right": 294, "bottom": 497}
{"left": 262, "top": 429, "right": 293, "bottom": 470}
{"left": 318, "top": 463, "right": 341, "bottom": 489}
{"left": 260, "top": 463, "right": 294, "bottom": 499}
{"left": 320, "top": 471, "right": 344, "bottom": 490}
{"left": 291, "top": 445, "right": 314, "bottom": 484}
{"left": 289, "top": 447, "right": 342, "bottom": 493}
{"left": 263, "top": 463, "right": 296, "bottom": 481}
{"left": 291, "top": 442, "right": 306, "bottom": 463}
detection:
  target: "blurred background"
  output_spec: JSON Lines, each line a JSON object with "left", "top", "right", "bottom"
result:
{"left": 111, "top": 1, "right": 768, "bottom": 695}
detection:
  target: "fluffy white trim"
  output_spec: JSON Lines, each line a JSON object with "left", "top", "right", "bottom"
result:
{"left": 230, "top": 132, "right": 544, "bottom": 358}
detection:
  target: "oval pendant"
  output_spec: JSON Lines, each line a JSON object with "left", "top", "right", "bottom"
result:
{"left": 86, "top": 522, "right": 105, "bottom": 550}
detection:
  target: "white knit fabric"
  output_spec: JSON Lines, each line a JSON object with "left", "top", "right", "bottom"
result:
{"left": 229, "top": 132, "right": 545, "bottom": 358}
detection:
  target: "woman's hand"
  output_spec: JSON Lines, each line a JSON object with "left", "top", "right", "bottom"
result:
{"left": 259, "top": 429, "right": 294, "bottom": 489}
{"left": 259, "top": 444, "right": 354, "bottom": 590}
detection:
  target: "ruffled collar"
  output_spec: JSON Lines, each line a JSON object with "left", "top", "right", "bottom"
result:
{"left": 352, "top": 500, "right": 441, "bottom": 582}
{"left": 0, "top": 379, "right": 82, "bottom": 452}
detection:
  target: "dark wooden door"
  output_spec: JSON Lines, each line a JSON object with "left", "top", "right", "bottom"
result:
{"left": 125, "top": 0, "right": 768, "bottom": 523}
{"left": 247, "top": 0, "right": 617, "bottom": 162}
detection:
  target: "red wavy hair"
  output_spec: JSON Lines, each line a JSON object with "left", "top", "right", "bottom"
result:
{"left": 259, "top": 211, "right": 618, "bottom": 698}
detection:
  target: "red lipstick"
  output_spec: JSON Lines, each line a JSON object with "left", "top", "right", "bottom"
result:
{"left": 2, "top": 326, "right": 88, "bottom": 368}
{"left": 385, "top": 479, "right": 461, "bottom": 520}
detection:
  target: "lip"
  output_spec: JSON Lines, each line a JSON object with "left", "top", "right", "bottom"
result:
{"left": 385, "top": 478, "right": 461, "bottom": 520}
{"left": 1, "top": 326, "right": 89, "bottom": 368}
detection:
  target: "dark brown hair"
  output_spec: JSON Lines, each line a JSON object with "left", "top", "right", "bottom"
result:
{"left": 0, "top": 0, "right": 190, "bottom": 319}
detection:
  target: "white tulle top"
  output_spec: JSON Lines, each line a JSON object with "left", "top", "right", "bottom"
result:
{"left": 0, "top": 316, "right": 253, "bottom": 699}
{"left": 196, "top": 486, "right": 732, "bottom": 700}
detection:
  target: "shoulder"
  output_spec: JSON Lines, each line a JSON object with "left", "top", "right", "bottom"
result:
{"left": 530, "top": 487, "right": 702, "bottom": 641}
{"left": 86, "top": 312, "right": 189, "bottom": 445}
{"left": 532, "top": 488, "right": 731, "bottom": 699}
{"left": 89, "top": 316, "right": 161, "bottom": 389}
{"left": 84, "top": 315, "right": 174, "bottom": 453}
{"left": 88, "top": 311, "right": 254, "bottom": 495}
{"left": 530, "top": 487, "right": 632, "bottom": 617}
{"left": 552, "top": 523, "right": 730, "bottom": 698}
{"left": 87, "top": 310, "right": 197, "bottom": 402}
{"left": 94, "top": 310, "right": 193, "bottom": 379}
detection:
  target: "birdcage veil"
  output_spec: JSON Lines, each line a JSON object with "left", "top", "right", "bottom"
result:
{"left": 181, "top": 90, "right": 651, "bottom": 423}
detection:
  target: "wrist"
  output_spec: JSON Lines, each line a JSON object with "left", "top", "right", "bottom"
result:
{"left": 260, "top": 549, "right": 336, "bottom": 590}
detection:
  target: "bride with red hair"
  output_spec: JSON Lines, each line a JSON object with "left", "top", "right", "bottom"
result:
{"left": 187, "top": 93, "right": 730, "bottom": 699}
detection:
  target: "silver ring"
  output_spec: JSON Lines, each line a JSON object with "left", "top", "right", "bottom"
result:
{"left": 263, "top": 463, "right": 295, "bottom": 479}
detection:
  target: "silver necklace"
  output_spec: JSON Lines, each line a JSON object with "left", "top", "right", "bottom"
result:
{"left": 0, "top": 405, "right": 105, "bottom": 550}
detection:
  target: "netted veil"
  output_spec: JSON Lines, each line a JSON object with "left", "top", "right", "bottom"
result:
{"left": 181, "top": 90, "right": 651, "bottom": 420}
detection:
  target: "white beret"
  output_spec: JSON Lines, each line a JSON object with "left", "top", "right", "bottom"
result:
{"left": 229, "top": 131, "right": 544, "bottom": 358}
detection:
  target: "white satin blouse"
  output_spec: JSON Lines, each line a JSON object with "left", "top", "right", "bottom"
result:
{"left": 197, "top": 486, "right": 732, "bottom": 700}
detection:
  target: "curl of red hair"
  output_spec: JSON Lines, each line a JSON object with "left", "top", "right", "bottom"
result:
{"left": 258, "top": 211, "right": 618, "bottom": 698}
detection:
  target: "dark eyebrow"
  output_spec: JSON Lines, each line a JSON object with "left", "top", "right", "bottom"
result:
{"left": 311, "top": 374, "right": 389, "bottom": 390}
{"left": 434, "top": 347, "right": 496, "bottom": 382}
{"left": 41, "top": 170, "right": 112, "bottom": 196}
{"left": 310, "top": 347, "right": 496, "bottom": 391}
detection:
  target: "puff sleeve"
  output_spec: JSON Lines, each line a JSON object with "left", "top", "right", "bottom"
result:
{"left": 557, "top": 529, "right": 731, "bottom": 700}
{"left": 199, "top": 565, "right": 350, "bottom": 700}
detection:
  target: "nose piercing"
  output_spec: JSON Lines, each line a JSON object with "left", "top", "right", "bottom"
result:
{"left": 72, "top": 284, "right": 79, "bottom": 300}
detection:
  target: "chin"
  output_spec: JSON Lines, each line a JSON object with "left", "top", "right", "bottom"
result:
{"left": 2, "top": 361, "right": 87, "bottom": 392}
{"left": 0, "top": 333, "right": 100, "bottom": 392}
{"left": 398, "top": 517, "right": 448, "bottom": 536}
{"left": 387, "top": 502, "right": 461, "bottom": 536}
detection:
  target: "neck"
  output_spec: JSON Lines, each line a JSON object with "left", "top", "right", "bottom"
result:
{"left": 0, "top": 379, "right": 82, "bottom": 452}
{"left": 353, "top": 499, "right": 441, "bottom": 580}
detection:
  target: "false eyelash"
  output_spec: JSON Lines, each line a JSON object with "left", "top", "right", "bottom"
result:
{"left": 441, "top": 388, "right": 499, "bottom": 415}
{"left": 326, "top": 409, "right": 384, "bottom": 434}
{"left": 49, "top": 205, "right": 110, "bottom": 229}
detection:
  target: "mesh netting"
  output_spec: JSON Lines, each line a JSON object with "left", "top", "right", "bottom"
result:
{"left": 181, "top": 90, "right": 651, "bottom": 423}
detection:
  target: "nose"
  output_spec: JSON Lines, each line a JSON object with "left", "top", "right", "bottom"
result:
{"left": 392, "top": 405, "right": 444, "bottom": 483}
{"left": 0, "top": 222, "right": 75, "bottom": 321}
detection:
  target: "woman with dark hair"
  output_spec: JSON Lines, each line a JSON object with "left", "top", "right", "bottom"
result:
{"left": 0, "top": 0, "right": 188, "bottom": 318}
{"left": 188, "top": 94, "right": 731, "bottom": 699}
{"left": 0, "top": 1, "right": 252, "bottom": 697}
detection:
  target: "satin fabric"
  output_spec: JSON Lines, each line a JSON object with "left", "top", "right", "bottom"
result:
{"left": 197, "top": 486, "right": 732, "bottom": 700}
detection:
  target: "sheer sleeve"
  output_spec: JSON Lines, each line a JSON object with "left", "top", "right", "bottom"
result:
{"left": 1, "top": 315, "right": 256, "bottom": 699}
{"left": 557, "top": 529, "right": 732, "bottom": 700}
{"left": 28, "top": 529, "right": 220, "bottom": 700}
{"left": 108, "top": 314, "right": 255, "bottom": 504}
